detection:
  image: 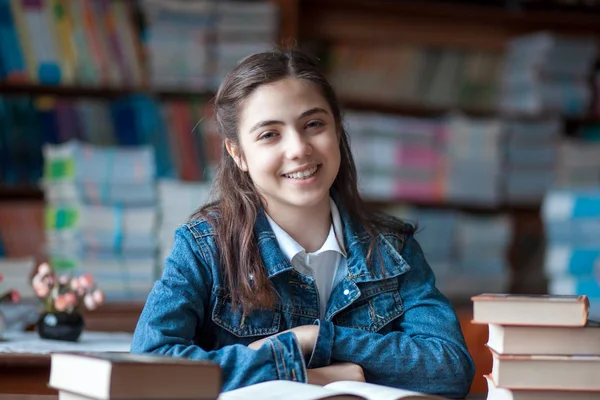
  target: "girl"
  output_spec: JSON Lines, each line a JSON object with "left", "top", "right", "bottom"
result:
{"left": 131, "top": 50, "right": 475, "bottom": 398}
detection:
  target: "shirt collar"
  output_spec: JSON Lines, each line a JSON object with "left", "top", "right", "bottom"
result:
{"left": 265, "top": 197, "right": 346, "bottom": 263}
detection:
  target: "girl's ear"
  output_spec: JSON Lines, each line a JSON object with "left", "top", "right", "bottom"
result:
{"left": 225, "top": 139, "right": 248, "bottom": 171}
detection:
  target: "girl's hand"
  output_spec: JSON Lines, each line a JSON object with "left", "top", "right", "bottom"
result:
{"left": 248, "top": 325, "right": 319, "bottom": 356}
{"left": 307, "top": 362, "right": 366, "bottom": 386}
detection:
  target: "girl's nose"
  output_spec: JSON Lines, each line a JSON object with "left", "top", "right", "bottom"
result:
{"left": 285, "top": 130, "right": 313, "bottom": 159}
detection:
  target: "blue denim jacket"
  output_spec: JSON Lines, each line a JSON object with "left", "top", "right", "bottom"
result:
{"left": 131, "top": 199, "right": 475, "bottom": 398}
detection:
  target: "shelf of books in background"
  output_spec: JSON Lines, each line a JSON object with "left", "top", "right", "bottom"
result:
{"left": 36, "top": 94, "right": 224, "bottom": 302}
{"left": 142, "top": 0, "right": 278, "bottom": 91}
{"left": 323, "top": 31, "right": 600, "bottom": 301}
{"left": 500, "top": 33, "right": 599, "bottom": 204}
{"left": 342, "top": 112, "right": 512, "bottom": 300}
{"left": 472, "top": 294, "right": 599, "bottom": 399}
{"left": 42, "top": 140, "right": 159, "bottom": 303}
{"left": 0, "top": 0, "right": 144, "bottom": 87}
{"left": 0, "top": 0, "right": 279, "bottom": 88}
{"left": 518, "top": 33, "right": 600, "bottom": 321}
{"left": 0, "top": 0, "right": 279, "bottom": 305}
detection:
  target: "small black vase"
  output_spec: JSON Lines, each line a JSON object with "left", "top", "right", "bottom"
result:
{"left": 36, "top": 311, "right": 84, "bottom": 342}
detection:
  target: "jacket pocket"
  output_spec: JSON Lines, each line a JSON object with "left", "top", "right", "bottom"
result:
{"left": 333, "top": 278, "right": 404, "bottom": 332}
{"left": 211, "top": 289, "right": 281, "bottom": 338}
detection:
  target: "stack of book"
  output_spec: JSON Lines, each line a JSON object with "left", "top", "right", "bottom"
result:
{"left": 542, "top": 189, "right": 600, "bottom": 319}
{"left": 503, "top": 118, "right": 560, "bottom": 204}
{"left": 500, "top": 32, "right": 597, "bottom": 117}
{"left": 157, "top": 179, "right": 212, "bottom": 266}
{"left": 472, "top": 293, "right": 600, "bottom": 399}
{"left": 443, "top": 115, "right": 504, "bottom": 205}
{"left": 554, "top": 138, "right": 600, "bottom": 187}
{"left": 43, "top": 141, "right": 159, "bottom": 302}
{"left": 344, "top": 111, "right": 445, "bottom": 202}
{"left": 212, "top": 1, "right": 278, "bottom": 89}
{"left": 381, "top": 206, "right": 511, "bottom": 300}
{"left": 140, "top": 0, "right": 214, "bottom": 90}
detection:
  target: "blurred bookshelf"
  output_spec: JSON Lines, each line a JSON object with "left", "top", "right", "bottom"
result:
{"left": 1, "top": 82, "right": 598, "bottom": 125}
{"left": 1, "top": 1, "right": 599, "bottom": 393}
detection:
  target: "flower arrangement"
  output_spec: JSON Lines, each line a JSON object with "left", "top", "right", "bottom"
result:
{"left": 32, "top": 263, "right": 105, "bottom": 314}
{"left": 0, "top": 273, "right": 20, "bottom": 304}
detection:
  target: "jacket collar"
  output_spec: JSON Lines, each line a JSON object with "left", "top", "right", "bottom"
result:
{"left": 254, "top": 191, "right": 410, "bottom": 282}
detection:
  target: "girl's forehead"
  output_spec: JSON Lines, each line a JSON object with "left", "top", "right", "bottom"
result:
{"left": 240, "top": 79, "right": 330, "bottom": 121}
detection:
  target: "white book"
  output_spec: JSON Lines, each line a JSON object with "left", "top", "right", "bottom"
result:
{"left": 487, "top": 321, "right": 600, "bottom": 355}
{"left": 491, "top": 351, "right": 600, "bottom": 390}
{"left": 50, "top": 352, "right": 220, "bottom": 400}
{"left": 485, "top": 375, "right": 600, "bottom": 400}
{"left": 219, "top": 380, "right": 447, "bottom": 400}
{"left": 471, "top": 293, "right": 589, "bottom": 327}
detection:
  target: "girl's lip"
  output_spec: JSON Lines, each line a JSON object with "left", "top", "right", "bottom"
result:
{"left": 281, "top": 164, "right": 320, "bottom": 176}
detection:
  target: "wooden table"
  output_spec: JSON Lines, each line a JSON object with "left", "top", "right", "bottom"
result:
{"left": 0, "top": 350, "right": 488, "bottom": 398}
{"left": 0, "top": 353, "right": 55, "bottom": 395}
{"left": 0, "top": 331, "right": 133, "bottom": 395}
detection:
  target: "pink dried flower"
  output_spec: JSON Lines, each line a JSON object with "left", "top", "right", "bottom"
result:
{"left": 54, "top": 295, "right": 68, "bottom": 312}
{"left": 83, "top": 293, "right": 97, "bottom": 310}
{"left": 63, "top": 292, "right": 77, "bottom": 307}
{"left": 38, "top": 263, "right": 52, "bottom": 277}
{"left": 92, "top": 289, "right": 105, "bottom": 306}
{"left": 30, "top": 263, "right": 104, "bottom": 314}
{"left": 78, "top": 274, "right": 94, "bottom": 289}
{"left": 33, "top": 281, "right": 50, "bottom": 298}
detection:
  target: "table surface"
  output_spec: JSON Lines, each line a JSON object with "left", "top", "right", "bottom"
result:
{"left": 0, "top": 330, "right": 132, "bottom": 358}
{"left": 0, "top": 331, "right": 487, "bottom": 399}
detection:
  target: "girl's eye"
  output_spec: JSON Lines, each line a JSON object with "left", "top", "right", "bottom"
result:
{"left": 306, "top": 120, "right": 324, "bottom": 129}
{"left": 258, "top": 131, "right": 277, "bottom": 141}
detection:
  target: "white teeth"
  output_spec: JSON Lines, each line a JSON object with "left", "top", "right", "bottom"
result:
{"left": 284, "top": 166, "right": 318, "bottom": 179}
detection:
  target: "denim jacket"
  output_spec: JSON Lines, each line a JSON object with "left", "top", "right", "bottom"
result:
{"left": 131, "top": 198, "right": 475, "bottom": 398}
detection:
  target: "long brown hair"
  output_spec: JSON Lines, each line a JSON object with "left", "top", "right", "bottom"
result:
{"left": 193, "top": 49, "right": 413, "bottom": 313}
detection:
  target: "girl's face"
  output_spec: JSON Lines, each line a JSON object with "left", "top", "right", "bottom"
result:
{"left": 227, "top": 77, "right": 341, "bottom": 215}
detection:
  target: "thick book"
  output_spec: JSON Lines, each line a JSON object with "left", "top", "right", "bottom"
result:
{"left": 58, "top": 390, "right": 215, "bottom": 400}
{"left": 471, "top": 293, "right": 589, "bottom": 326}
{"left": 218, "top": 380, "right": 447, "bottom": 400}
{"left": 487, "top": 320, "right": 600, "bottom": 355}
{"left": 491, "top": 350, "right": 600, "bottom": 390}
{"left": 485, "top": 375, "right": 599, "bottom": 400}
{"left": 49, "top": 352, "right": 221, "bottom": 400}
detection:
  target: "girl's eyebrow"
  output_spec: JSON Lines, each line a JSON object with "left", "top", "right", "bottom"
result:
{"left": 299, "top": 107, "right": 329, "bottom": 119}
{"left": 248, "top": 107, "right": 330, "bottom": 134}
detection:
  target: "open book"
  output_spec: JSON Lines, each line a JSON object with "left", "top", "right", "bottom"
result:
{"left": 218, "top": 380, "right": 447, "bottom": 400}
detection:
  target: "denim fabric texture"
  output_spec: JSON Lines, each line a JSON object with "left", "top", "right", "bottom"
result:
{"left": 131, "top": 196, "right": 475, "bottom": 398}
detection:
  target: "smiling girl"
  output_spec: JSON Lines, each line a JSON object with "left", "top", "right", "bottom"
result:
{"left": 131, "top": 50, "right": 475, "bottom": 398}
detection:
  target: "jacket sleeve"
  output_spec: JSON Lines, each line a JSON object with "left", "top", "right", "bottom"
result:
{"left": 307, "top": 235, "right": 475, "bottom": 399}
{"left": 130, "top": 226, "right": 307, "bottom": 391}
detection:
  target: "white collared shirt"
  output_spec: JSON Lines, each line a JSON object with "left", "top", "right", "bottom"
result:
{"left": 266, "top": 198, "right": 346, "bottom": 319}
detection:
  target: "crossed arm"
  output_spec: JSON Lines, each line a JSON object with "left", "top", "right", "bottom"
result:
{"left": 248, "top": 325, "right": 365, "bottom": 386}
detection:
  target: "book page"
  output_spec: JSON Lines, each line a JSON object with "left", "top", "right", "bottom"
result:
{"left": 218, "top": 381, "right": 364, "bottom": 400}
{"left": 324, "top": 381, "right": 446, "bottom": 400}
